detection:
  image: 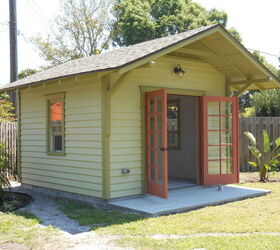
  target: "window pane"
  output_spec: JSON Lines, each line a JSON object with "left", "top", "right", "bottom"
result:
{"left": 53, "top": 135, "right": 62, "bottom": 152}
{"left": 208, "top": 131, "right": 219, "bottom": 145}
{"left": 221, "top": 146, "right": 232, "bottom": 159}
{"left": 150, "top": 98, "right": 155, "bottom": 113}
{"left": 208, "top": 102, "right": 219, "bottom": 115}
{"left": 208, "top": 161, "right": 220, "bottom": 175}
{"left": 167, "top": 101, "right": 180, "bottom": 148}
{"left": 220, "top": 102, "right": 232, "bottom": 115}
{"left": 158, "top": 167, "right": 163, "bottom": 184}
{"left": 151, "top": 168, "right": 155, "bottom": 183}
{"left": 208, "top": 146, "right": 220, "bottom": 160}
{"left": 221, "top": 160, "right": 233, "bottom": 174}
{"left": 51, "top": 101, "right": 62, "bottom": 122}
{"left": 221, "top": 116, "right": 232, "bottom": 130}
{"left": 158, "top": 114, "right": 162, "bottom": 130}
{"left": 208, "top": 116, "right": 219, "bottom": 130}
{"left": 221, "top": 131, "right": 232, "bottom": 145}
{"left": 150, "top": 115, "right": 155, "bottom": 130}
{"left": 157, "top": 96, "right": 162, "bottom": 112}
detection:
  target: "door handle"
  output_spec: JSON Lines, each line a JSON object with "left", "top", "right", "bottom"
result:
{"left": 160, "top": 147, "right": 168, "bottom": 151}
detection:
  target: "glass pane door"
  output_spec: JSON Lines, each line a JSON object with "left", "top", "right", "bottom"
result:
{"left": 146, "top": 89, "right": 168, "bottom": 199}
{"left": 202, "top": 97, "right": 239, "bottom": 185}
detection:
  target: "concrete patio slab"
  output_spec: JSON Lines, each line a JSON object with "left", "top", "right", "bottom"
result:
{"left": 108, "top": 185, "right": 270, "bottom": 216}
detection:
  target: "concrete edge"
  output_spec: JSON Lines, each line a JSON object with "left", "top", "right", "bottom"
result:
{"left": 109, "top": 189, "right": 271, "bottom": 217}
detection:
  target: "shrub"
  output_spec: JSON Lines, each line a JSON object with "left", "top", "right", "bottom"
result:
{"left": 0, "top": 144, "right": 15, "bottom": 202}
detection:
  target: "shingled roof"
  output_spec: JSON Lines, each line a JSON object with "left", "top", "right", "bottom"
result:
{"left": 0, "top": 25, "right": 217, "bottom": 91}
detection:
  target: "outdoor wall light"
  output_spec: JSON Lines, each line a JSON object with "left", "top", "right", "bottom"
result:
{"left": 173, "top": 64, "right": 186, "bottom": 78}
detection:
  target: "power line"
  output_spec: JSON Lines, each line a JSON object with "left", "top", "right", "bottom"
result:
{"left": 25, "top": 0, "right": 49, "bottom": 29}
{"left": 247, "top": 48, "right": 279, "bottom": 58}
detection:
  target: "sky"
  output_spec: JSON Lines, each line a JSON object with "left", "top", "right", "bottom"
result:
{"left": 0, "top": 0, "right": 279, "bottom": 86}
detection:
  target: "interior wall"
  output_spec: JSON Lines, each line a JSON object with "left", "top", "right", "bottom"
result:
{"left": 168, "top": 95, "right": 197, "bottom": 181}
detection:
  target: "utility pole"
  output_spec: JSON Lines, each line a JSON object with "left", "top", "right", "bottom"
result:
{"left": 9, "top": 0, "right": 18, "bottom": 107}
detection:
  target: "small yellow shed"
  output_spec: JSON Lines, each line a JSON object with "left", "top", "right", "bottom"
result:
{"left": 1, "top": 24, "right": 279, "bottom": 200}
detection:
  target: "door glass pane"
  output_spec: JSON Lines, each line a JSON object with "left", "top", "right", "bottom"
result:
{"left": 158, "top": 114, "right": 162, "bottom": 130}
{"left": 221, "top": 146, "right": 232, "bottom": 159}
{"left": 150, "top": 115, "right": 155, "bottom": 130}
{"left": 158, "top": 151, "right": 163, "bottom": 167}
{"left": 208, "top": 146, "right": 220, "bottom": 160}
{"left": 221, "top": 131, "right": 232, "bottom": 145}
{"left": 150, "top": 133, "right": 154, "bottom": 148}
{"left": 208, "top": 131, "right": 219, "bottom": 145}
{"left": 220, "top": 102, "right": 232, "bottom": 115}
{"left": 150, "top": 98, "right": 155, "bottom": 113}
{"left": 158, "top": 167, "right": 163, "bottom": 184}
{"left": 208, "top": 161, "right": 220, "bottom": 175}
{"left": 221, "top": 116, "right": 232, "bottom": 130}
{"left": 157, "top": 133, "right": 162, "bottom": 148}
{"left": 208, "top": 102, "right": 219, "bottom": 115}
{"left": 208, "top": 116, "right": 219, "bottom": 130}
{"left": 150, "top": 151, "right": 155, "bottom": 166}
{"left": 157, "top": 96, "right": 162, "bottom": 112}
{"left": 221, "top": 160, "right": 233, "bottom": 174}
{"left": 151, "top": 168, "right": 155, "bottom": 183}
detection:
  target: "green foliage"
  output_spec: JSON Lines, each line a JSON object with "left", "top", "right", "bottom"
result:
{"left": 0, "top": 144, "right": 16, "bottom": 201}
{"left": 252, "top": 89, "right": 280, "bottom": 117}
{"left": 0, "top": 94, "right": 15, "bottom": 122}
{"left": 32, "top": 0, "right": 114, "bottom": 66}
{"left": 244, "top": 130, "right": 280, "bottom": 181}
{"left": 18, "top": 68, "right": 39, "bottom": 80}
{"left": 113, "top": 0, "right": 240, "bottom": 46}
{"left": 227, "top": 27, "right": 242, "bottom": 42}
{"left": 240, "top": 107, "right": 256, "bottom": 117}
{"left": 253, "top": 50, "right": 280, "bottom": 79}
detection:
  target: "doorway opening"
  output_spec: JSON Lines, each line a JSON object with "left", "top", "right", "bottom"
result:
{"left": 167, "top": 95, "right": 198, "bottom": 189}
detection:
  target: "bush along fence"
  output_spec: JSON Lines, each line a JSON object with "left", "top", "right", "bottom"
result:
{"left": 239, "top": 117, "right": 280, "bottom": 172}
{"left": 0, "top": 122, "right": 17, "bottom": 178}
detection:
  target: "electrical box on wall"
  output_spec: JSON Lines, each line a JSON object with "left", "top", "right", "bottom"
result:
{"left": 121, "top": 168, "right": 130, "bottom": 175}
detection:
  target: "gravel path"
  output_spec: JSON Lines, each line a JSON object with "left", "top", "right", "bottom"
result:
{"left": 11, "top": 183, "right": 130, "bottom": 250}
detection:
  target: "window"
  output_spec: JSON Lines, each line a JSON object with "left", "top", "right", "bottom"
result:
{"left": 46, "top": 93, "right": 65, "bottom": 154}
{"left": 167, "top": 100, "right": 180, "bottom": 149}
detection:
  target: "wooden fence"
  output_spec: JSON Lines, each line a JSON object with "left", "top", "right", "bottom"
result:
{"left": 239, "top": 117, "right": 280, "bottom": 171}
{"left": 0, "top": 122, "right": 17, "bottom": 177}
{"left": 0, "top": 119, "right": 279, "bottom": 175}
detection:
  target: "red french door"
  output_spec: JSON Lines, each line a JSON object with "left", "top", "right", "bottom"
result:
{"left": 145, "top": 89, "right": 168, "bottom": 199}
{"left": 202, "top": 96, "right": 239, "bottom": 185}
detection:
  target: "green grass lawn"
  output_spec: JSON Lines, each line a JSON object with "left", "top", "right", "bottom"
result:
{"left": 0, "top": 211, "right": 58, "bottom": 248}
{"left": 59, "top": 182, "right": 280, "bottom": 250}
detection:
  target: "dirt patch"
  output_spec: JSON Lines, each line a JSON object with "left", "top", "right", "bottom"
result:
{"left": 240, "top": 172, "right": 280, "bottom": 183}
{"left": 0, "top": 243, "right": 30, "bottom": 250}
{"left": 0, "top": 192, "right": 32, "bottom": 212}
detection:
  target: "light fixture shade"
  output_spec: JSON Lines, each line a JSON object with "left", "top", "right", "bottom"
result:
{"left": 173, "top": 64, "right": 185, "bottom": 78}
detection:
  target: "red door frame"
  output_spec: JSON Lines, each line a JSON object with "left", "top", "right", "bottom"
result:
{"left": 201, "top": 96, "right": 239, "bottom": 185}
{"left": 145, "top": 89, "right": 168, "bottom": 199}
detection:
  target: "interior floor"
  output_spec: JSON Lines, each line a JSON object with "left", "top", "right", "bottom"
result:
{"left": 168, "top": 177, "right": 196, "bottom": 189}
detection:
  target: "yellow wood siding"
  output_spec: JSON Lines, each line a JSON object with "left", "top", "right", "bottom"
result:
{"left": 20, "top": 78, "right": 103, "bottom": 197}
{"left": 109, "top": 56, "right": 225, "bottom": 198}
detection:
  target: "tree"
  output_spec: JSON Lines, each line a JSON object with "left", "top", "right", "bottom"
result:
{"left": 0, "top": 93, "right": 15, "bottom": 122}
{"left": 252, "top": 89, "right": 280, "bottom": 117}
{"left": 18, "top": 68, "right": 39, "bottom": 80}
{"left": 239, "top": 51, "right": 280, "bottom": 115}
{"left": 32, "top": 0, "right": 114, "bottom": 66}
{"left": 112, "top": 0, "right": 241, "bottom": 46}
{"left": 252, "top": 50, "right": 280, "bottom": 79}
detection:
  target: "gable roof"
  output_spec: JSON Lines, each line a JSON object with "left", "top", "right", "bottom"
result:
{"left": 1, "top": 24, "right": 279, "bottom": 91}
